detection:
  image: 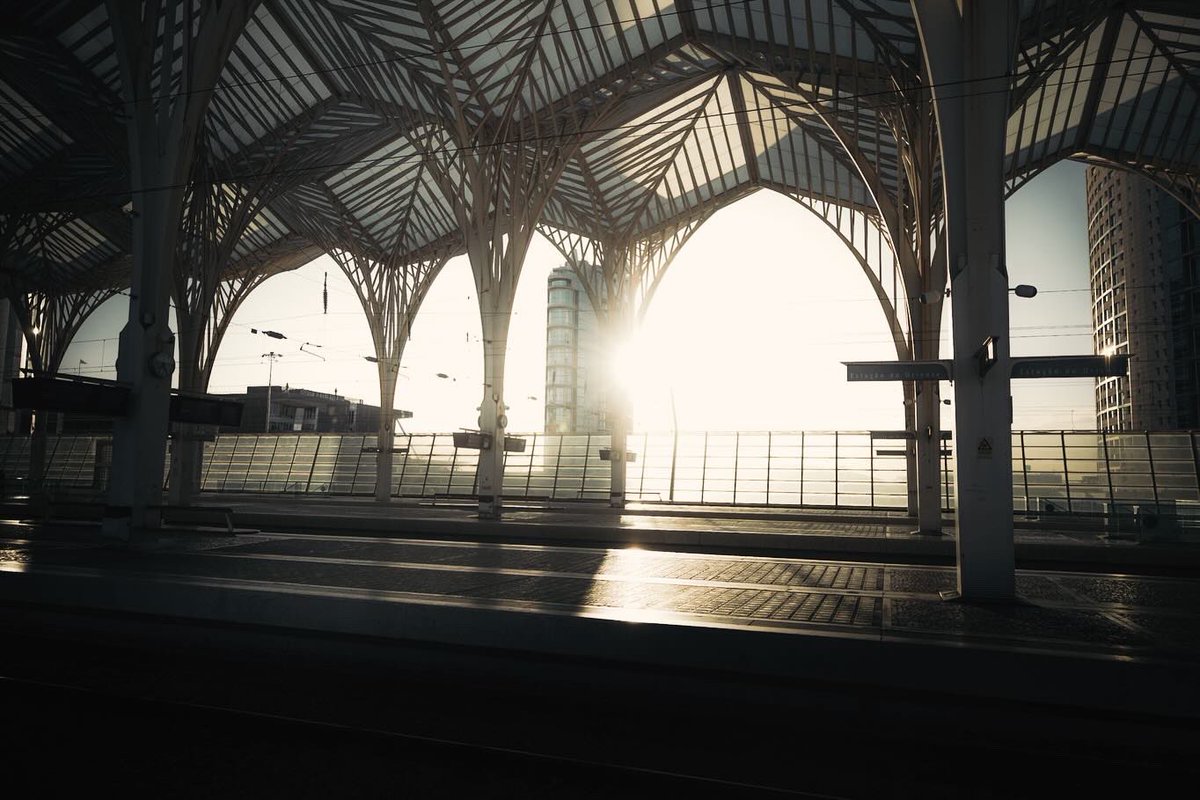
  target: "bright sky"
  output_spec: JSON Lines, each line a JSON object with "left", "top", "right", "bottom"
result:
{"left": 62, "top": 160, "right": 1096, "bottom": 434}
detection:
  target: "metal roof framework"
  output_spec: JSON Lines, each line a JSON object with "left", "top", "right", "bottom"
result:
{"left": 0, "top": 2, "right": 1195, "bottom": 314}
{"left": 0, "top": 0, "right": 1197, "bottom": 534}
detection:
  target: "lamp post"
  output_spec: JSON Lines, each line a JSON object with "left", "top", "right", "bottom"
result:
{"left": 262, "top": 352, "right": 282, "bottom": 433}
{"left": 668, "top": 384, "right": 678, "bottom": 503}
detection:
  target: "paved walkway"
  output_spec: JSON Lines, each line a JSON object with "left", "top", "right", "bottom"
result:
{"left": 203, "top": 494, "right": 1200, "bottom": 570}
{"left": 3, "top": 509, "right": 1198, "bottom": 795}
{"left": 2, "top": 524, "right": 1198, "bottom": 679}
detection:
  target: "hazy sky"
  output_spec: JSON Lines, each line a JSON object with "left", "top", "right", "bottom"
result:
{"left": 62, "top": 160, "right": 1096, "bottom": 434}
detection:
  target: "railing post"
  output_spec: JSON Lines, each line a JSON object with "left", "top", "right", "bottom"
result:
{"left": 200, "top": 436, "right": 215, "bottom": 491}
{"left": 869, "top": 432, "right": 875, "bottom": 508}
{"left": 305, "top": 435, "right": 320, "bottom": 493}
{"left": 552, "top": 434, "right": 564, "bottom": 499}
{"left": 526, "top": 433, "right": 537, "bottom": 497}
{"left": 700, "top": 431, "right": 709, "bottom": 504}
{"left": 669, "top": 430, "right": 678, "bottom": 503}
{"left": 800, "top": 431, "right": 806, "bottom": 506}
{"left": 765, "top": 431, "right": 772, "bottom": 505}
{"left": 732, "top": 431, "right": 740, "bottom": 505}
{"left": 348, "top": 435, "right": 363, "bottom": 495}
{"left": 1190, "top": 431, "right": 1200, "bottom": 504}
{"left": 420, "top": 434, "right": 436, "bottom": 497}
{"left": 1060, "top": 431, "right": 1072, "bottom": 513}
{"left": 1145, "top": 430, "right": 1160, "bottom": 511}
{"left": 447, "top": 437, "right": 459, "bottom": 494}
{"left": 580, "top": 433, "right": 591, "bottom": 500}
{"left": 286, "top": 434, "right": 301, "bottom": 492}
{"left": 1020, "top": 430, "right": 1030, "bottom": 515}
{"left": 834, "top": 431, "right": 840, "bottom": 507}
{"left": 943, "top": 443, "right": 951, "bottom": 512}
{"left": 397, "top": 434, "right": 412, "bottom": 495}
{"left": 220, "top": 435, "right": 237, "bottom": 491}
{"left": 1102, "top": 431, "right": 1114, "bottom": 509}
{"left": 640, "top": 432, "right": 649, "bottom": 501}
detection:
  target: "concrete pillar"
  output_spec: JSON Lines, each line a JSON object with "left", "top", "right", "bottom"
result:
{"left": 903, "top": 380, "right": 918, "bottom": 516}
{"left": 608, "top": 391, "right": 630, "bottom": 509}
{"left": 104, "top": 194, "right": 178, "bottom": 536}
{"left": 916, "top": 0, "right": 1018, "bottom": 600}
{"left": 477, "top": 310, "right": 511, "bottom": 519}
{"left": 103, "top": 0, "right": 257, "bottom": 540}
{"left": 914, "top": 379, "right": 942, "bottom": 532}
{"left": 375, "top": 368, "right": 398, "bottom": 503}
{"left": 168, "top": 330, "right": 201, "bottom": 507}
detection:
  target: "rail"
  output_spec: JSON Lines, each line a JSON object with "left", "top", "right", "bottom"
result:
{"left": 0, "top": 430, "right": 1197, "bottom": 516}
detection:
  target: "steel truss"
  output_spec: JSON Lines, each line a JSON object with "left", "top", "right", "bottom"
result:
{"left": 0, "top": 3, "right": 1195, "bottom": 574}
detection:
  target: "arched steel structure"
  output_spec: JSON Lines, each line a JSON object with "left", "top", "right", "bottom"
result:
{"left": 1, "top": 1, "right": 1197, "bottom": 597}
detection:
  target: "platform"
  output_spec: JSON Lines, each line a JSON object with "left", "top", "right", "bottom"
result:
{"left": 3, "top": 517, "right": 1199, "bottom": 795}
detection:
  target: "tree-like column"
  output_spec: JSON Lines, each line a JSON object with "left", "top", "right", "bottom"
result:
{"left": 541, "top": 212, "right": 710, "bottom": 507}
{"left": 103, "top": 0, "right": 261, "bottom": 539}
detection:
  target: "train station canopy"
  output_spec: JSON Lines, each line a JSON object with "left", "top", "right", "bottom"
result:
{"left": 2, "top": 1, "right": 1198, "bottom": 292}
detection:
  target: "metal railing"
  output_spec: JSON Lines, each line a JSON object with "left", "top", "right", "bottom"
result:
{"left": 2, "top": 430, "right": 1198, "bottom": 516}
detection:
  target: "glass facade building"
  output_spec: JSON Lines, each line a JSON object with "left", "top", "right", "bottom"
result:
{"left": 544, "top": 265, "right": 607, "bottom": 434}
{"left": 1087, "top": 166, "right": 1200, "bottom": 430}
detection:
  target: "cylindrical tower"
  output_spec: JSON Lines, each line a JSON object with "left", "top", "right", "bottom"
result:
{"left": 545, "top": 269, "right": 578, "bottom": 433}
{"left": 1086, "top": 166, "right": 1176, "bottom": 430}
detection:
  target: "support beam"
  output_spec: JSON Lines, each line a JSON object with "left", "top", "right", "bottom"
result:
{"left": 542, "top": 214, "right": 707, "bottom": 508}
{"left": 103, "top": 0, "right": 260, "bottom": 540}
{"left": 417, "top": 1, "right": 618, "bottom": 519}
{"left": 330, "top": 250, "right": 447, "bottom": 504}
{"left": 915, "top": 0, "right": 1018, "bottom": 601}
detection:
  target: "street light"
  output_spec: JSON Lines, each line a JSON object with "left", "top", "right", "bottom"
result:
{"left": 262, "top": 352, "right": 282, "bottom": 433}
{"left": 300, "top": 342, "right": 324, "bottom": 360}
{"left": 363, "top": 355, "right": 407, "bottom": 376}
{"left": 251, "top": 328, "right": 287, "bottom": 339}
{"left": 920, "top": 284, "right": 1038, "bottom": 303}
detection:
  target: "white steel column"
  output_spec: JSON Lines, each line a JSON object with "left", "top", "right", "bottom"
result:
{"left": 103, "top": 0, "right": 258, "bottom": 539}
{"left": 915, "top": 0, "right": 1017, "bottom": 600}
{"left": 477, "top": 301, "right": 513, "bottom": 518}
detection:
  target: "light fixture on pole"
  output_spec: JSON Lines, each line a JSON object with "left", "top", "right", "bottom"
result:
{"left": 76, "top": 359, "right": 87, "bottom": 376}
{"left": 363, "top": 355, "right": 405, "bottom": 375}
{"left": 251, "top": 328, "right": 287, "bottom": 339}
{"left": 300, "top": 342, "right": 325, "bottom": 360}
{"left": 262, "top": 352, "right": 282, "bottom": 433}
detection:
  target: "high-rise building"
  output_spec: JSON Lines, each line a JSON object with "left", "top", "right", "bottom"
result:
{"left": 1087, "top": 166, "right": 1200, "bottom": 430}
{"left": 544, "top": 265, "right": 607, "bottom": 434}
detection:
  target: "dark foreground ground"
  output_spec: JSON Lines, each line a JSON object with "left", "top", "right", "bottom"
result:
{"left": 2, "top": 629, "right": 1194, "bottom": 799}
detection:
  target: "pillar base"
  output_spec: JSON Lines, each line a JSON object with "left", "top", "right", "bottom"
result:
{"left": 909, "top": 528, "right": 946, "bottom": 537}
{"left": 99, "top": 508, "right": 163, "bottom": 544}
{"left": 478, "top": 495, "right": 501, "bottom": 520}
{"left": 939, "top": 589, "right": 1021, "bottom": 605}
{"left": 609, "top": 492, "right": 625, "bottom": 509}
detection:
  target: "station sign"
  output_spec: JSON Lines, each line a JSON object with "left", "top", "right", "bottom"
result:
{"left": 1010, "top": 354, "right": 1129, "bottom": 379}
{"left": 844, "top": 360, "right": 953, "bottom": 382}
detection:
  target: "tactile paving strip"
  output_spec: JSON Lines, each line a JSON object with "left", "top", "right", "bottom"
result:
{"left": 38, "top": 549, "right": 882, "bottom": 628}
{"left": 218, "top": 538, "right": 885, "bottom": 590}
{"left": 886, "top": 598, "right": 1154, "bottom": 647}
